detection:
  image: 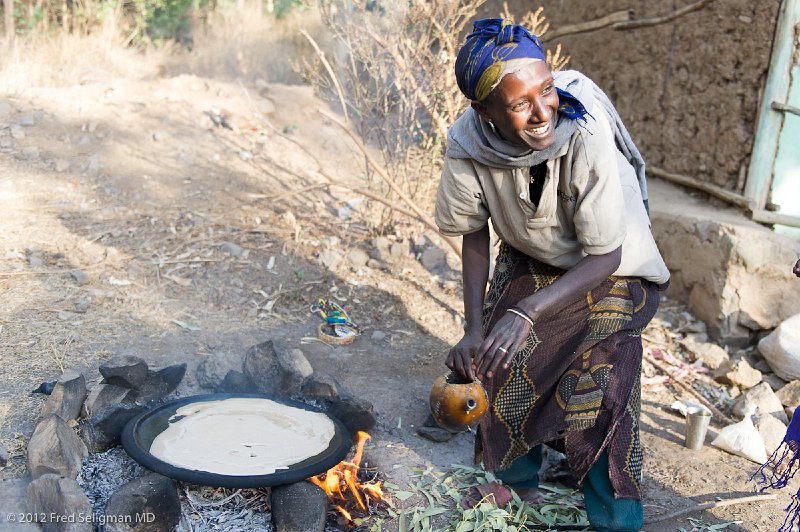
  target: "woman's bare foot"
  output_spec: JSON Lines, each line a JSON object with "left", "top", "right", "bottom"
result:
{"left": 513, "top": 487, "right": 545, "bottom": 504}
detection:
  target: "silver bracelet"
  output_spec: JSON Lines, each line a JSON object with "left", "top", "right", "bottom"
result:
{"left": 506, "top": 307, "right": 534, "bottom": 328}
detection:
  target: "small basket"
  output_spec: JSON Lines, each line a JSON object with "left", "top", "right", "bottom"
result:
{"left": 317, "top": 322, "right": 357, "bottom": 346}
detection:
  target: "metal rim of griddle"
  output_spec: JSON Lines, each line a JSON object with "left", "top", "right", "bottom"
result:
{"left": 121, "top": 393, "right": 351, "bottom": 488}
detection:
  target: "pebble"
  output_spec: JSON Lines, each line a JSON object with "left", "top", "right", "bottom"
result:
{"left": 371, "top": 330, "right": 386, "bottom": 342}
{"left": 220, "top": 241, "right": 246, "bottom": 257}
{"left": 70, "top": 269, "right": 90, "bottom": 285}
{"left": 10, "top": 125, "right": 24, "bottom": 139}
{"left": 19, "top": 114, "right": 34, "bottom": 126}
{"left": 238, "top": 150, "right": 253, "bottom": 161}
{"left": 152, "top": 130, "right": 169, "bottom": 141}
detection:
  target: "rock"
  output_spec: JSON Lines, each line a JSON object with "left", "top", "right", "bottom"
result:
{"left": 243, "top": 341, "right": 311, "bottom": 396}
{"left": 369, "top": 237, "right": 391, "bottom": 262}
{"left": 776, "top": 380, "right": 800, "bottom": 408}
{"left": 420, "top": 247, "right": 446, "bottom": 271}
{"left": 32, "top": 381, "right": 57, "bottom": 395}
{"left": 416, "top": 426, "right": 456, "bottom": 443}
{"left": 763, "top": 372, "right": 788, "bottom": 391}
{"left": 713, "top": 358, "right": 762, "bottom": 389}
{"left": 214, "top": 370, "right": 256, "bottom": 394}
{"left": 732, "top": 382, "right": 788, "bottom": 423}
{"left": 752, "top": 358, "right": 772, "bottom": 373}
{"left": 81, "top": 403, "right": 146, "bottom": 453}
{"left": 325, "top": 395, "right": 376, "bottom": 440}
{"left": 370, "top": 330, "right": 386, "bottom": 342}
{"left": 317, "top": 249, "right": 343, "bottom": 270}
{"left": 100, "top": 355, "right": 149, "bottom": 389}
{"left": 301, "top": 373, "right": 341, "bottom": 402}
{"left": 195, "top": 353, "right": 239, "bottom": 389}
{"left": 238, "top": 150, "right": 253, "bottom": 161}
{"left": 10, "top": 124, "right": 24, "bottom": 139}
{"left": 389, "top": 242, "right": 407, "bottom": 258}
{"left": 27, "top": 474, "right": 93, "bottom": 532}
{"left": 104, "top": 472, "right": 181, "bottom": 532}
{"left": 20, "top": 146, "right": 40, "bottom": 159}
{"left": 219, "top": 241, "right": 245, "bottom": 257}
{"left": 0, "top": 441, "right": 7, "bottom": 467}
{"left": 28, "top": 251, "right": 44, "bottom": 267}
{"left": 69, "top": 270, "right": 89, "bottom": 286}
{"left": 258, "top": 97, "right": 276, "bottom": 115}
{"left": 27, "top": 415, "right": 88, "bottom": 479}
{"left": 0, "top": 99, "right": 12, "bottom": 117}
{"left": 346, "top": 249, "right": 370, "bottom": 268}
{"left": 134, "top": 364, "right": 187, "bottom": 405}
{"left": 759, "top": 314, "right": 800, "bottom": 381}
{"left": 243, "top": 340, "right": 282, "bottom": 395}
{"left": 40, "top": 369, "right": 87, "bottom": 422}
{"left": 74, "top": 297, "right": 91, "bottom": 313}
{"left": 82, "top": 384, "right": 136, "bottom": 417}
{"left": 270, "top": 481, "right": 328, "bottom": 532}
{"left": 754, "top": 414, "right": 788, "bottom": 456}
{"left": 366, "top": 258, "right": 386, "bottom": 270}
{"left": 19, "top": 114, "right": 35, "bottom": 126}
{"left": 152, "top": 130, "right": 169, "bottom": 141}
{"left": 680, "top": 337, "right": 730, "bottom": 370}
{"left": 277, "top": 348, "right": 313, "bottom": 397}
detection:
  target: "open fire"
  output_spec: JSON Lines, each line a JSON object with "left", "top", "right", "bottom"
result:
{"left": 309, "top": 431, "right": 384, "bottom": 524}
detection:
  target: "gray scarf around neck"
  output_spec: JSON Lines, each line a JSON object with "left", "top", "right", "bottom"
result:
{"left": 446, "top": 70, "right": 648, "bottom": 202}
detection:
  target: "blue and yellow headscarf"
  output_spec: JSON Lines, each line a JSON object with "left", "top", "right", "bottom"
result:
{"left": 454, "top": 18, "right": 587, "bottom": 121}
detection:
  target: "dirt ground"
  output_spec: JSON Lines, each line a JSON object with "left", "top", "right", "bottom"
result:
{"left": 0, "top": 50, "right": 794, "bottom": 531}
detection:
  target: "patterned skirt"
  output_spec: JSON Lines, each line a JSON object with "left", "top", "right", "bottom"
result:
{"left": 476, "top": 244, "right": 660, "bottom": 499}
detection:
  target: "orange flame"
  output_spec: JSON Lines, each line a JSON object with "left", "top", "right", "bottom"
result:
{"left": 309, "top": 431, "right": 383, "bottom": 525}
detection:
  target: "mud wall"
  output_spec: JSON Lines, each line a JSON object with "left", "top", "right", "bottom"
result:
{"left": 481, "top": 0, "right": 781, "bottom": 192}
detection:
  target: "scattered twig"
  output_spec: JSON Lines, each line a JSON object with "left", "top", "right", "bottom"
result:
{"left": 299, "top": 29, "right": 350, "bottom": 125}
{"left": 542, "top": 9, "right": 632, "bottom": 42}
{"left": 644, "top": 493, "right": 776, "bottom": 524}
{"left": 614, "top": 0, "right": 712, "bottom": 31}
{"left": 319, "top": 108, "right": 462, "bottom": 259}
{"left": 644, "top": 351, "right": 735, "bottom": 425}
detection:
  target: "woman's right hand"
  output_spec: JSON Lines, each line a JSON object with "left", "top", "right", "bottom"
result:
{"left": 446, "top": 329, "right": 483, "bottom": 381}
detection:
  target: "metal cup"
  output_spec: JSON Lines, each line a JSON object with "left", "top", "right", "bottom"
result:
{"left": 684, "top": 410, "right": 711, "bottom": 450}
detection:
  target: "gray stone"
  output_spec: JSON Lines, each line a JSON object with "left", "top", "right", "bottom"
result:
{"left": 214, "top": 370, "right": 256, "bottom": 393}
{"left": 0, "top": 441, "right": 7, "bottom": 467}
{"left": 776, "top": 380, "right": 800, "bottom": 408}
{"left": 680, "top": 337, "right": 730, "bottom": 370}
{"left": 713, "top": 358, "right": 762, "bottom": 389}
{"left": 416, "top": 426, "right": 456, "bottom": 443}
{"left": 277, "top": 348, "right": 313, "bottom": 397}
{"left": 104, "top": 472, "right": 181, "bottom": 532}
{"left": 301, "top": 373, "right": 341, "bottom": 402}
{"left": 369, "top": 237, "right": 391, "bottom": 262}
{"left": 0, "top": 478, "right": 39, "bottom": 531}
{"left": 27, "top": 415, "right": 88, "bottom": 480}
{"left": 27, "top": 474, "right": 93, "bottom": 532}
{"left": 70, "top": 270, "right": 89, "bottom": 285}
{"left": 40, "top": 369, "right": 86, "bottom": 421}
{"left": 10, "top": 124, "right": 24, "bottom": 139}
{"left": 82, "top": 384, "right": 136, "bottom": 417}
{"left": 325, "top": 395, "right": 376, "bottom": 440}
{"left": 100, "top": 356, "right": 149, "bottom": 389}
{"left": 28, "top": 251, "right": 44, "bottom": 267}
{"left": 366, "top": 258, "right": 386, "bottom": 270}
{"left": 20, "top": 146, "right": 40, "bottom": 159}
{"left": 195, "top": 353, "right": 239, "bottom": 389}
{"left": 346, "top": 249, "right": 370, "bottom": 268}
{"left": 270, "top": 481, "right": 328, "bottom": 532}
{"left": 152, "top": 130, "right": 169, "bottom": 141}
{"left": 243, "top": 340, "right": 282, "bottom": 395}
{"left": 420, "top": 247, "right": 446, "bottom": 271}
{"left": 752, "top": 358, "right": 772, "bottom": 373}
{"left": 763, "top": 372, "right": 788, "bottom": 391}
{"left": 74, "top": 297, "right": 91, "bottom": 313}
{"left": 732, "top": 382, "right": 788, "bottom": 423}
{"left": 134, "top": 364, "right": 187, "bottom": 405}
{"left": 19, "top": 115, "right": 34, "bottom": 126}
{"left": 317, "top": 249, "right": 343, "bottom": 270}
{"left": 759, "top": 314, "right": 800, "bottom": 381}
{"left": 389, "top": 242, "right": 406, "bottom": 257}
{"left": 371, "top": 330, "right": 386, "bottom": 342}
{"left": 754, "top": 413, "right": 788, "bottom": 456}
{"left": 219, "top": 242, "right": 245, "bottom": 257}
{"left": 81, "top": 403, "right": 146, "bottom": 453}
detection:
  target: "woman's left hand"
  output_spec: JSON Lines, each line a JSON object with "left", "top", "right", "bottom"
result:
{"left": 473, "top": 311, "right": 532, "bottom": 380}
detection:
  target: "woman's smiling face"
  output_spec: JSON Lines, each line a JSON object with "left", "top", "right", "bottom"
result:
{"left": 473, "top": 60, "right": 559, "bottom": 151}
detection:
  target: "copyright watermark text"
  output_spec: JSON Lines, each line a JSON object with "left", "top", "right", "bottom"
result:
{"left": 5, "top": 512, "right": 156, "bottom": 525}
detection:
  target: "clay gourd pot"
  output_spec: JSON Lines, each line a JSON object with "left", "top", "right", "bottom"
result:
{"left": 429, "top": 373, "right": 488, "bottom": 433}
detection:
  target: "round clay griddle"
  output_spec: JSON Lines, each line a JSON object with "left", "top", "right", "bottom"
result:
{"left": 121, "top": 393, "right": 351, "bottom": 488}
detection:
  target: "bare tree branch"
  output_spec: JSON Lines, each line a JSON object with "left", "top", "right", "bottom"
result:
{"left": 300, "top": 29, "right": 350, "bottom": 125}
{"left": 614, "top": 0, "right": 711, "bottom": 31}
{"left": 542, "top": 9, "right": 632, "bottom": 42}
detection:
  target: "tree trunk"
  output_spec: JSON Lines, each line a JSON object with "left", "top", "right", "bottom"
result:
{"left": 4, "top": 0, "right": 13, "bottom": 41}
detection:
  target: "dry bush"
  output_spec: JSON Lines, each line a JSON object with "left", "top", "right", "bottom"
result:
{"left": 301, "top": 1, "right": 569, "bottom": 230}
